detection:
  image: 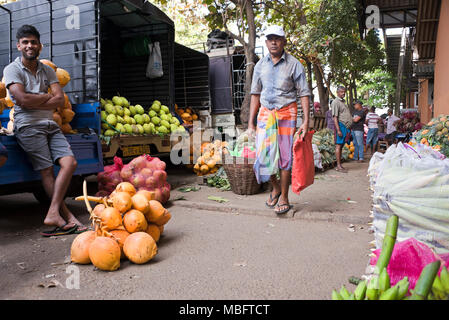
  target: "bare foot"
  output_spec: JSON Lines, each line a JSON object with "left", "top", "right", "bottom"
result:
{"left": 60, "top": 204, "right": 86, "bottom": 229}
{"left": 335, "top": 166, "right": 348, "bottom": 173}
{"left": 43, "top": 213, "right": 74, "bottom": 230}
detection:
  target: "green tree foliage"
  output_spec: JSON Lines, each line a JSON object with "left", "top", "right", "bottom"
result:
{"left": 358, "top": 68, "right": 396, "bottom": 108}
{"left": 266, "top": 0, "right": 385, "bottom": 110}
{"left": 151, "top": 0, "right": 388, "bottom": 120}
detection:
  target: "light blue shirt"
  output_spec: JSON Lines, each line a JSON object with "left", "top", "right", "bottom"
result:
{"left": 251, "top": 51, "right": 310, "bottom": 110}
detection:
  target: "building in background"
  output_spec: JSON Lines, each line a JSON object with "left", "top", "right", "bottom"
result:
{"left": 358, "top": 0, "right": 448, "bottom": 124}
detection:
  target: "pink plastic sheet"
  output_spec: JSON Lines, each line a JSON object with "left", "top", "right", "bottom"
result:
{"left": 369, "top": 238, "right": 449, "bottom": 289}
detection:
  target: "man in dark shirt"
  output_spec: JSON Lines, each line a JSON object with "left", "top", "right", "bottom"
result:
{"left": 351, "top": 101, "right": 365, "bottom": 163}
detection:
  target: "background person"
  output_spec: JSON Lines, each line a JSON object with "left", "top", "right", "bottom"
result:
{"left": 351, "top": 100, "right": 365, "bottom": 162}
{"left": 385, "top": 108, "right": 400, "bottom": 144}
{"left": 365, "top": 106, "right": 382, "bottom": 154}
{"left": 331, "top": 86, "right": 352, "bottom": 173}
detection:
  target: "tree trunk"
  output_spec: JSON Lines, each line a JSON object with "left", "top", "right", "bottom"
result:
{"left": 306, "top": 61, "right": 314, "bottom": 103}
{"left": 348, "top": 84, "right": 354, "bottom": 113}
{"left": 238, "top": 0, "right": 257, "bottom": 128}
{"left": 313, "top": 63, "right": 329, "bottom": 112}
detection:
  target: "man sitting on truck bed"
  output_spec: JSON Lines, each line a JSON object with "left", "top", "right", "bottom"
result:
{"left": 3, "top": 25, "right": 87, "bottom": 236}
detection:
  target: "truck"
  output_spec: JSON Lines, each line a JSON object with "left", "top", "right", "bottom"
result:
{"left": 0, "top": 103, "right": 103, "bottom": 203}
{"left": 0, "top": 0, "right": 212, "bottom": 202}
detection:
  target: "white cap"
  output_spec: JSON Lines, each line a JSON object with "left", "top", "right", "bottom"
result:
{"left": 264, "top": 25, "right": 285, "bottom": 39}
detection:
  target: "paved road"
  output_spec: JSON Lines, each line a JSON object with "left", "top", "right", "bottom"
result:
{"left": 0, "top": 161, "right": 374, "bottom": 300}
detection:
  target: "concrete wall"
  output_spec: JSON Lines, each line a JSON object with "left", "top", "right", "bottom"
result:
{"left": 434, "top": 0, "right": 449, "bottom": 117}
{"left": 418, "top": 79, "right": 432, "bottom": 124}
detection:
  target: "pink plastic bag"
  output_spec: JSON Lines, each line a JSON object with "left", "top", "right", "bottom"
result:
{"left": 369, "top": 238, "right": 449, "bottom": 290}
{"left": 96, "top": 156, "right": 124, "bottom": 196}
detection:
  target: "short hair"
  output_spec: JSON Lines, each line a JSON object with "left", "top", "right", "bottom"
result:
{"left": 388, "top": 108, "right": 393, "bottom": 114}
{"left": 353, "top": 100, "right": 363, "bottom": 106}
{"left": 370, "top": 106, "right": 375, "bottom": 112}
{"left": 337, "top": 86, "right": 346, "bottom": 92}
{"left": 16, "top": 25, "right": 40, "bottom": 42}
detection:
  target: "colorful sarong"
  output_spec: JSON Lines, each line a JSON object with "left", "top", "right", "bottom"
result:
{"left": 254, "top": 102, "right": 298, "bottom": 184}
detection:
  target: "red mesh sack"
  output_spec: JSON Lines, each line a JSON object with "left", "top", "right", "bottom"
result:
{"left": 119, "top": 154, "right": 170, "bottom": 204}
{"left": 96, "top": 156, "right": 124, "bottom": 196}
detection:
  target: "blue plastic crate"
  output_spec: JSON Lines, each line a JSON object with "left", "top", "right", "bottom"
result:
{"left": 0, "top": 108, "right": 10, "bottom": 129}
{"left": 71, "top": 102, "right": 101, "bottom": 134}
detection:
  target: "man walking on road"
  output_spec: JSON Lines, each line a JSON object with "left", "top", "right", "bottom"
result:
{"left": 331, "top": 86, "right": 352, "bottom": 173}
{"left": 248, "top": 25, "right": 311, "bottom": 215}
{"left": 3, "top": 25, "right": 87, "bottom": 236}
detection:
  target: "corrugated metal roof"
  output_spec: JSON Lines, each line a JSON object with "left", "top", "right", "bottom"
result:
{"left": 415, "top": 0, "right": 441, "bottom": 60}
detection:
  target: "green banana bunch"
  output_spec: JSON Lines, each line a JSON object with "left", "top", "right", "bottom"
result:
{"left": 396, "top": 277, "right": 410, "bottom": 299}
{"left": 428, "top": 266, "right": 449, "bottom": 300}
{"left": 379, "top": 268, "right": 391, "bottom": 295}
{"left": 440, "top": 266, "right": 449, "bottom": 294}
{"left": 354, "top": 280, "right": 367, "bottom": 300}
{"left": 339, "top": 285, "right": 351, "bottom": 300}
{"left": 409, "top": 261, "right": 441, "bottom": 300}
{"left": 379, "top": 285, "right": 398, "bottom": 300}
{"left": 366, "top": 276, "right": 379, "bottom": 300}
{"left": 332, "top": 290, "right": 343, "bottom": 300}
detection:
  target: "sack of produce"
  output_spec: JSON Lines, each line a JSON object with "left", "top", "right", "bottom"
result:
{"left": 120, "top": 154, "right": 170, "bottom": 204}
{"left": 97, "top": 156, "right": 124, "bottom": 196}
{"left": 370, "top": 142, "right": 449, "bottom": 254}
{"left": 312, "top": 143, "right": 323, "bottom": 170}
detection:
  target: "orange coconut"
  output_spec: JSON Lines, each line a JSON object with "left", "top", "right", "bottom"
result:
{"left": 123, "top": 232, "right": 157, "bottom": 264}
{"left": 123, "top": 209, "right": 148, "bottom": 233}
{"left": 111, "top": 191, "right": 132, "bottom": 214}
{"left": 145, "top": 223, "right": 161, "bottom": 242}
{"left": 98, "top": 207, "right": 122, "bottom": 231}
{"left": 131, "top": 193, "right": 150, "bottom": 214}
{"left": 115, "top": 182, "right": 136, "bottom": 196}
{"left": 88, "top": 236, "right": 121, "bottom": 271}
{"left": 109, "top": 229, "right": 131, "bottom": 259}
{"left": 145, "top": 200, "right": 166, "bottom": 223}
{"left": 70, "top": 230, "right": 96, "bottom": 264}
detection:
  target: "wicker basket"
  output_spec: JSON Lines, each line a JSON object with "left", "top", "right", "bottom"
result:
{"left": 222, "top": 156, "right": 261, "bottom": 195}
